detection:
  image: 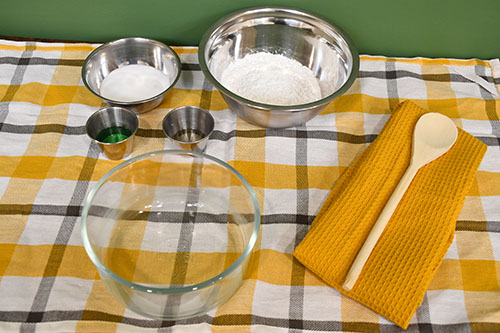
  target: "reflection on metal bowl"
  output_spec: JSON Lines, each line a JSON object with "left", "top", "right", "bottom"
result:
{"left": 199, "top": 7, "right": 359, "bottom": 128}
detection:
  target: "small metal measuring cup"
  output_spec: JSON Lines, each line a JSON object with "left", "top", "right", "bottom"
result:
{"left": 162, "top": 106, "right": 215, "bottom": 152}
{"left": 86, "top": 106, "right": 138, "bottom": 160}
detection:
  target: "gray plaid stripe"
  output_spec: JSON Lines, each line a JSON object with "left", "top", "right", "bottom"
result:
{"left": 3, "top": 123, "right": 500, "bottom": 147}
{"left": 199, "top": 76, "right": 213, "bottom": 110}
{"left": 288, "top": 124, "right": 309, "bottom": 331}
{"left": 2, "top": 53, "right": 498, "bottom": 83}
{"left": 415, "top": 294, "right": 434, "bottom": 332}
{"left": 475, "top": 65, "right": 500, "bottom": 150}
{"left": 0, "top": 42, "right": 36, "bottom": 326}
{"left": 0, "top": 56, "right": 83, "bottom": 66}
{"left": 160, "top": 159, "right": 203, "bottom": 322}
{"left": 0, "top": 42, "right": 35, "bottom": 126}
{"left": 0, "top": 310, "right": 487, "bottom": 331}
{"left": 385, "top": 60, "right": 400, "bottom": 110}
{"left": 21, "top": 143, "right": 100, "bottom": 331}
{"left": 360, "top": 69, "right": 482, "bottom": 83}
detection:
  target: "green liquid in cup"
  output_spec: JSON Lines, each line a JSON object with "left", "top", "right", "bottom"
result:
{"left": 97, "top": 126, "right": 132, "bottom": 143}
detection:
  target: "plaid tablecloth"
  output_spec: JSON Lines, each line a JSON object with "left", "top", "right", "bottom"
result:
{"left": 0, "top": 38, "right": 499, "bottom": 332}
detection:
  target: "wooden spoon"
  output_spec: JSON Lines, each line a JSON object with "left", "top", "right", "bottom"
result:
{"left": 342, "top": 112, "right": 458, "bottom": 291}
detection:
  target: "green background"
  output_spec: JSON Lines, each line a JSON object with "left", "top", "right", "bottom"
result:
{"left": 1, "top": 0, "right": 498, "bottom": 59}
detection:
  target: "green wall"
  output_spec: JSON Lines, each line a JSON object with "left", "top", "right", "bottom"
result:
{"left": 1, "top": 0, "right": 498, "bottom": 59}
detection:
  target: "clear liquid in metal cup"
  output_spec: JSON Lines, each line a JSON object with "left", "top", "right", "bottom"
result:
{"left": 163, "top": 106, "right": 215, "bottom": 152}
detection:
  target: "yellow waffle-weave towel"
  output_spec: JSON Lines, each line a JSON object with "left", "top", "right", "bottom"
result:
{"left": 293, "top": 100, "right": 487, "bottom": 329}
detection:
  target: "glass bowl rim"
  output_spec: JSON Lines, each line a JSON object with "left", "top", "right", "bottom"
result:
{"left": 81, "top": 149, "right": 261, "bottom": 295}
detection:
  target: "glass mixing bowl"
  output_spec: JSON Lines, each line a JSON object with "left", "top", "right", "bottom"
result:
{"left": 81, "top": 150, "right": 260, "bottom": 320}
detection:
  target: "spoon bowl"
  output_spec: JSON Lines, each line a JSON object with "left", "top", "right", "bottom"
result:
{"left": 412, "top": 113, "right": 458, "bottom": 165}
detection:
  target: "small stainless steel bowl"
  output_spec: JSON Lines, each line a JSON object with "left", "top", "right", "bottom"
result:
{"left": 86, "top": 106, "right": 139, "bottom": 160}
{"left": 162, "top": 106, "right": 215, "bottom": 152}
{"left": 82, "top": 37, "right": 181, "bottom": 114}
{"left": 199, "top": 7, "right": 359, "bottom": 128}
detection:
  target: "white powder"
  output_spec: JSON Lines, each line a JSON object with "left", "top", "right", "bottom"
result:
{"left": 100, "top": 64, "right": 171, "bottom": 102}
{"left": 220, "top": 52, "right": 322, "bottom": 106}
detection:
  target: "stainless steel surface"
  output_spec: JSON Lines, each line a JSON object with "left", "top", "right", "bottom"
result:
{"left": 82, "top": 37, "right": 181, "bottom": 114}
{"left": 198, "top": 7, "right": 359, "bottom": 128}
{"left": 86, "top": 106, "right": 138, "bottom": 160}
{"left": 162, "top": 106, "right": 215, "bottom": 152}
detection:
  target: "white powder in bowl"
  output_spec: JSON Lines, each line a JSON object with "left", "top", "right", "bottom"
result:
{"left": 220, "top": 52, "right": 322, "bottom": 106}
{"left": 100, "top": 64, "right": 171, "bottom": 102}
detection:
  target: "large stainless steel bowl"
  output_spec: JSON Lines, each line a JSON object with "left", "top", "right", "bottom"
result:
{"left": 82, "top": 37, "right": 181, "bottom": 114}
{"left": 199, "top": 7, "right": 359, "bottom": 128}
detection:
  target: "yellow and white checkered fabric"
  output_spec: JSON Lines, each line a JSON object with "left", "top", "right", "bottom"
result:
{"left": 0, "top": 38, "right": 499, "bottom": 332}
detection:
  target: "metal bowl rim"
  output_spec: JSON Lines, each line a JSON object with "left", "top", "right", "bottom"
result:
{"left": 81, "top": 37, "right": 182, "bottom": 106}
{"left": 198, "top": 6, "right": 359, "bottom": 112}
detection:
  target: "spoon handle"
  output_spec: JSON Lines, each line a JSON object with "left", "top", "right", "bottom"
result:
{"left": 343, "top": 163, "right": 420, "bottom": 291}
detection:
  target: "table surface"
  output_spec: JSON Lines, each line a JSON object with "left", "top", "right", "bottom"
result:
{"left": 0, "top": 39, "right": 499, "bottom": 332}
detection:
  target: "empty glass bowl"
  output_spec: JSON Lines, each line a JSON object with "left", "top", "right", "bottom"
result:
{"left": 81, "top": 150, "right": 260, "bottom": 319}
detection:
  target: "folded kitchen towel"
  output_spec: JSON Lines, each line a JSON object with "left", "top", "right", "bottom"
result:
{"left": 293, "top": 100, "right": 487, "bottom": 329}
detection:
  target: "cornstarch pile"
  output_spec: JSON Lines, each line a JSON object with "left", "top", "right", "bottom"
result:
{"left": 100, "top": 64, "right": 171, "bottom": 102}
{"left": 220, "top": 52, "right": 322, "bottom": 106}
